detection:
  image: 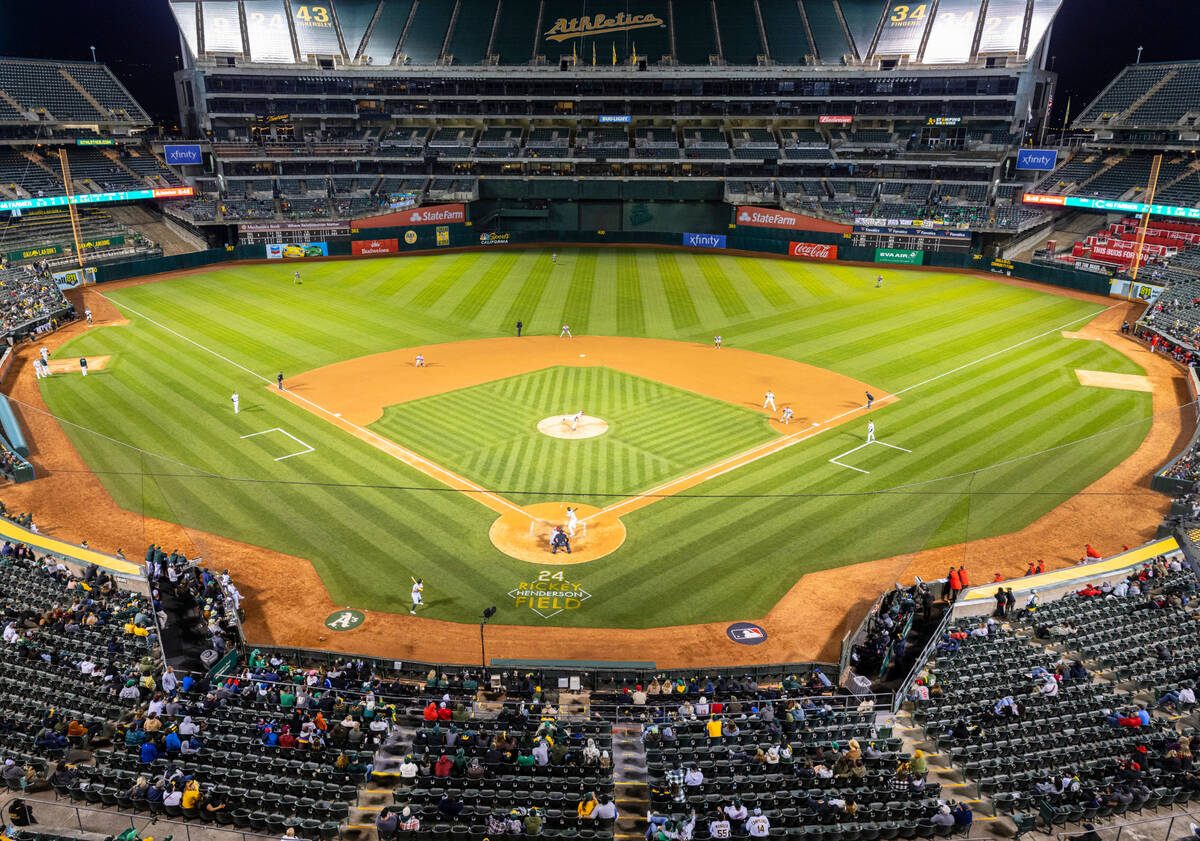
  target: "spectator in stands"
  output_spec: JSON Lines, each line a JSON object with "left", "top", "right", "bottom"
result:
{"left": 1157, "top": 681, "right": 1196, "bottom": 711}
{"left": 591, "top": 794, "right": 617, "bottom": 820}
{"left": 932, "top": 805, "right": 955, "bottom": 827}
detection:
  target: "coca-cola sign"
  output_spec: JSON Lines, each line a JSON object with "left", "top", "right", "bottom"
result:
{"left": 788, "top": 242, "right": 838, "bottom": 260}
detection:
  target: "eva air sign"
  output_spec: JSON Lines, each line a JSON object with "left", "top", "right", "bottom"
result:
{"left": 875, "top": 248, "right": 924, "bottom": 265}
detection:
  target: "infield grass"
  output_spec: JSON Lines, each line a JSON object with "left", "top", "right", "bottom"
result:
{"left": 38, "top": 249, "right": 1152, "bottom": 627}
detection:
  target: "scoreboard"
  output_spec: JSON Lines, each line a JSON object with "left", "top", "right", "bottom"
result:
{"left": 852, "top": 223, "right": 974, "bottom": 252}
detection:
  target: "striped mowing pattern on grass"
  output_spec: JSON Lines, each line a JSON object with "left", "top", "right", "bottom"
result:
{"left": 369, "top": 366, "right": 777, "bottom": 500}
{"left": 36, "top": 248, "right": 1153, "bottom": 627}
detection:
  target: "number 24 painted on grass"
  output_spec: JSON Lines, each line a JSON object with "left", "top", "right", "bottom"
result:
{"left": 538, "top": 571, "right": 565, "bottom": 581}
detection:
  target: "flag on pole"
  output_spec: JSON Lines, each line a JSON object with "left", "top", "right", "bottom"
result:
{"left": 633, "top": 42, "right": 638, "bottom": 64}
{"left": 573, "top": 43, "right": 577, "bottom": 64}
{"left": 592, "top": 42, "right": 596, "bottom": 66}
{"left": 612, "top": 42, "right": 617, "bottom": 65}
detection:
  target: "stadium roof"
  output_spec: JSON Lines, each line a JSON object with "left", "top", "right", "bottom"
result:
{"left": 0, "top": 57, "right": 150, "bottom": 126}
{"left": 170, "top": 0, "right": 1062, "bottom": 69}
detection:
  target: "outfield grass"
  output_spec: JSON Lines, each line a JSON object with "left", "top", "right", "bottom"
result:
{"left": 372, "top": 366, "right": 776, "bottom": 501}
{"left": 39, "top": 249, "right": 1151, "bottom": 628}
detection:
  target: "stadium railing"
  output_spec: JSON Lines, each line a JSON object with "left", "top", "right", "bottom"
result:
{"left": 1, "top": 796, "right": 276, "bottom": 841}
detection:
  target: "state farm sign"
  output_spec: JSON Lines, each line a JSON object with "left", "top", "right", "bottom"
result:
{"left": 736, "top": 206, "right": 810, "bottom": 230}
{"left": 355, "top": 203, "right": 466, "bottom": 229}
{"left": 788, "top": 242, "right": 838, "bottom": 260}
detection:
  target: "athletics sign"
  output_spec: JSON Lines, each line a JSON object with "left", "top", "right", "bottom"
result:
{"left": 508, "top": 570, "right": 591, "bottom": 619}
{"left": 544, "top": 11, "right": 665, "bottom": 42}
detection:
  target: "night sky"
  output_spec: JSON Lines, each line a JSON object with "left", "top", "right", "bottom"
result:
{"left": 0, "top": 0, "right": 1193, "bottom": 128}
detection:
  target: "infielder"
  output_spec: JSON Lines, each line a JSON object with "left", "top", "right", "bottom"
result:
{"left": 231, "top": 392, "right": 240, "bottom": 413}
{"left": 866, "top": 391, "right": 875, "bottom": 409}
{"left": 780, "top": 407, "right": 793, "bottom": 425}
{"left": 33, "top": 359, "right": 45, "bottom": 379}
{"left": 79, "top": 357, "right": 87, "bottom": 377}
{"left": 763, "top": 390, "right": 776, "bottom": 411}
{"left": 415, "top": 354, "right": 425, "bottom": 367}
{"left": 867, "top": 421, "right": 876, "bottom": 443}
{"left": 410, "top": 577, "right": 424, "bottom": 614}
{"left": 84, "top": 308, "right": 93, "bottom": 324}
{"left": 39, "top": 346, "right": 48, "bottom": 364}
{"left": 565, "top": 506, "right": 579, "bottom": 536}
{"left": 714, "top": 335, "right": 722, "bottom": 348}
{"left": 277, "top": 372, "right": 284, "bottom": 390}
{"left": 560, "top": 324, "right": 572, "bottom": 338}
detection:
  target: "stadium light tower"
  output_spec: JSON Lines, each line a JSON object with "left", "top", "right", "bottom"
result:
{"left": 89, "top": 46, "right": 96, "bottom": 63}
{"left": 1136, "top": 46, "right": 1143, "bottom": 64}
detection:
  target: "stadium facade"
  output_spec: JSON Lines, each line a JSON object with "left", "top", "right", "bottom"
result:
{"left": 165, "top": 0, "right": 1063, "bottom": 238}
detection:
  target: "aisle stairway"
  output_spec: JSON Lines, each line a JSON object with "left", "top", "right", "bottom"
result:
{"left": 613, "top": 723, "right": 649, "bottom": 839}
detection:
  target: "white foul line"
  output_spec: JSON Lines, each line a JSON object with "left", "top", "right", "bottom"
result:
{"left": 583, "top": 303, "right": 1121, "bottom": 522}
{"left": 829, "top": 440, "right": 912, "bottom": 475}
{"left": 101, "top": 294, "right": 533, "bottom": 520}
{"left": 240, "top": 427, "right": 315, "bottom": 461}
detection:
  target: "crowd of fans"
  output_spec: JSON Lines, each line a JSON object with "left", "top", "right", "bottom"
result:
{"left": 0, "top": 264, "right": 71, "bottom": 338}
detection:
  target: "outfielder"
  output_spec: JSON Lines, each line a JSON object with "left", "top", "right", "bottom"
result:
{"left": 876, "top": 274, "right": 883, "bottom": 288}
{"left": 552, "top": 253, "right": 558, "bottom": 265}
{"left": 780, "top": 407, "right": 793, "bottom": 425}
{"left": 560, "top": 324, "right": 572, "bottom": 338}
{"left": 294, "top": 270, "right": 302, "bottom": 285}
{"left": 763, "top": 390, "right": 776, "bottom": 411}
{"left": 415, "top": 354, "right": 425, "bottom": 367}
{"left": 231, "top": 392, "right": 240, "bottom": 413}
{"left": 565, "top": 506, "right": 578, "bottom": 536}
{"left": 714, "top": 335, "right": 722, "bottom": 348}
{"left": 410, "top": 577, "right": 424, "bottom": 614}
{"left": 867, "top": 421, "right": 876, "bottom": 443}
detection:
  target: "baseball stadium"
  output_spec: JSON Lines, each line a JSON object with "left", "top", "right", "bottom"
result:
{"left": 2, "top": 1, "right": 1200, "bottom": 841}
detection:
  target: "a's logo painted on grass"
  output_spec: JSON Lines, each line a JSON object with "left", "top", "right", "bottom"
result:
{"left": 324, "top": 609, "right": 366, "bottom": 631}
{"left": 508, "top": 569, "right": 591, "bottom": 618}
{"left": 726, "top": 622, "right": 768, "bottom": 645}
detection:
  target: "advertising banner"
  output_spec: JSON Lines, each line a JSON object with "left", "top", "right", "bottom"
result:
{"left": 352, "top": 238, "right": 399, "bottom": 256}
{"left": 164, "top": 144, "right": 203, "bottom": 166}
{"left": 789, "top": 242, "right": 838, "bottom": 260}
{"left": 1023, "top": 193, "right": 1200, "bottom": 221}
{"left": 874, "top": 248, "right": 924, "bottom": 265}
{"left": 8, "top": 244, "right": 61, "bottom": 262}
{"left": 480, "top": 232, "right": 511, "bottom": 245}
{"left": 239, "top": 221, "right": 349, "bottom": 233}
{"left": 265, "top": 242, "right": 329, "bottom": 259}
{"left": 1016, "top": 148, "right": 1059, "bottom": 171}
{"left": 819, "top": 115, "right": 853, "bottom": 124}
{"left": 736, "top": 206, "right": 813, "bottom": 230}
{"left": 855, "top": 225, "right": 972, "bottom": 240}
{"left": 0, "top": 185, "right": 193, "bottom": 213}
{"left": 682, "top": 232, "right": 727, "bottom": 249}
{"left": 1075, "top": 259, "right": 1115, "bottom": 276}
{"left": 436, "top": 226, "right": 450, "bottom": 246}
{"left": 355, "top": 203, "right": 466, "bottom": 229}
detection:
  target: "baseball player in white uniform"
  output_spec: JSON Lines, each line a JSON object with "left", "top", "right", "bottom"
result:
{"left": 571, "top": 410, "right": 584, "bottom": 431}
{"left": 410, "top": 577, "right": 424, "bottom": 614}
{"left": 565, "top": 506, "right": 578, "bottom": 536}
{"left": 39, "top": 346, "right": 48, "bottom": 364}
{"left": 231, "top": 393, "right": 240, "bottom": 414}
{"left": 552, "top": 253, "right": 558, "bottom": 265}
{"left": 84, "top": 308, "right": 93, "bottom": 324}
{"left": 33, "top": 359, "right": 45, "bottom": 379}
{"left": 560, "top": 324, "right": 572, "bottom": 338}
{"left": 867, "top": 421, "right": 876, "bottom": 443}
{"left": 415, "top": 354, "right": 425, "bottom": 367}
{"left": 763, "top": 390, "right": 776, "bottom": 411}
{"left": 780, "top": 407, "right": 793, "bottom": 425}
{"left": 714, "top": 335, "right": 722, "bottom": 348}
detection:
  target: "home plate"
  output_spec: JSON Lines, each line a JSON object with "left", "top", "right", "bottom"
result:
{"left": 579, "top": 354, "right": 586, "bottom": 358}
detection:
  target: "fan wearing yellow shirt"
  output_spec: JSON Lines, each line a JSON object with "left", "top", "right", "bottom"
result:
{"left": 705, "top": 717, "right": 723, "bottom": 739}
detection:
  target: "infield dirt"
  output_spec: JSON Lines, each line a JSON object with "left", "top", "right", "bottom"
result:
{"left": 0, "top": 284, "right": 1188, "bottom": 667}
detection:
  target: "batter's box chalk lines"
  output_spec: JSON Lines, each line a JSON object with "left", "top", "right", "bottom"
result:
{"left": 828, "top": 440, "right": 912, "bottom": 475}
{"left": 241, "top": 427, "right": 315, "bottom": 461}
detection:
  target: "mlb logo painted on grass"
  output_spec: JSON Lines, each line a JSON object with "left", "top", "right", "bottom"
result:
{"left": 726, "top": 622, "right": 768, "bottom": 644}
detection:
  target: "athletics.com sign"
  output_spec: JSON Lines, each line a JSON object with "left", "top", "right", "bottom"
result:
{"left": 736, "top": 206, "right": 808, "bottom": 230}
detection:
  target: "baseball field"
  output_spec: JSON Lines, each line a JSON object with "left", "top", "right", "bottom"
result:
{"left": 34, "top": 247, "right": 1156, "bottom": 635}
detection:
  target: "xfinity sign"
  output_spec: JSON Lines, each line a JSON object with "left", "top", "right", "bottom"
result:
{"left": 164, "top": 144, "right": 203, "bottom": 166}
{"left": 683, "top": 232, "right": 726, "bottom": 249}
{"left": 1016, "top": 148, "right": 1059, "bottom": 171}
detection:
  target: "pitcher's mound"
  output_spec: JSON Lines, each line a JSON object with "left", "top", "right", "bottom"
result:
{"left": 490, "top": 502, "right": 627, "bottom": 564}
{"left": 537, "top": 415, "right": 609, "bottom": 439}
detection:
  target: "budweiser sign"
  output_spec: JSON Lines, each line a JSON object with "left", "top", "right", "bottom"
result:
{"left": 819, "top": 115, "right": 853, "bottom": 124}
{"left": 736, "top": 206, "right": 812, "bottom": 230}
{"left": 788, "top": 242, "right": 838, "bottom": 260}
{"left": 352, "top": 238, "right": 398, "bottom": 256}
